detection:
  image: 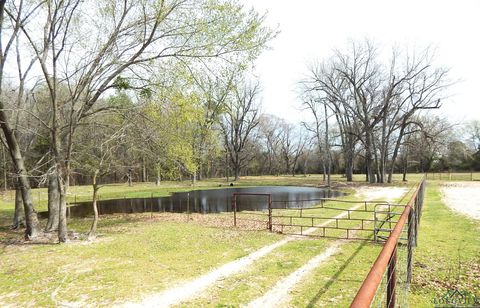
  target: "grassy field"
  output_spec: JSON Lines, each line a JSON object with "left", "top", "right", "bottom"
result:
{"left": 409, "top": 182, "right": 480, "bottom": 306}
{"left": 0, "top": 214, "right": 283, "bottom": 306}
{"left": 0, "top": 174, "right": 478, "bottom": 307}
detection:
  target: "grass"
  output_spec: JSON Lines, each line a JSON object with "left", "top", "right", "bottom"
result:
{"left": 177, "top": 238, "right": 335, "bottom": 307}
{"left": 425, "top": 171, "right": 480, "bottom": 181}
{"left": 409, "top": 182, "right": 480, "bottom": 306}
{"left": 0, "top": 174, "right": 478, "bottom": 306}
{"left": 0, "top": 214, "right": 282, "bottom": 306}
{"left": 290, "top": 239, "right": 383, "bottom": 307}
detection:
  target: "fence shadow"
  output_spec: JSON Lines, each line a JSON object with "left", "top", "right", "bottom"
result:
{"left": 306, "top": 239, "right": 371, "bottom": 308}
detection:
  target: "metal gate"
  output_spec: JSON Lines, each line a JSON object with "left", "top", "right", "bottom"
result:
{"left": 231, "top": 194, "right": 408, "bottom": 242}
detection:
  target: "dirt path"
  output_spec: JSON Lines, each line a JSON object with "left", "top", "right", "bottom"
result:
{"left": 246, "top": 242, "right": 341, "bottom": 308}
{"left": 441, "top": 182, "right": 480, "bottom": 219}
{"left": 124, "top": 186, "right": 407, "bottom": 307}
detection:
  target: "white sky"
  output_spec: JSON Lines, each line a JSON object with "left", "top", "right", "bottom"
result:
{"left": 243, "top": 0, "right": 480, "bottom": 124}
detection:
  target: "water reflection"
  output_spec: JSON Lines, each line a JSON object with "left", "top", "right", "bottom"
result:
{"left": 41, "top": 186, "right": 344, "bottom": 218}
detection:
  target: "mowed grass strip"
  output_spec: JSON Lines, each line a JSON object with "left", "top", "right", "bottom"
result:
{"left": 409, "top": 182, "right": 480, "bottom": 306}
{"left": 0, "top": 216, "right": 282, "bottom": 307}
{"left": 176, "top": 237, "right": 335, "bottom": 307}
{"left": 288, "top": 239, "right": 382, "bottom": 307}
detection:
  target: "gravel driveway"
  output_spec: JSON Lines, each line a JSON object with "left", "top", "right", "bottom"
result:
{"left": 441, "top": 182, "right": 480, "bottom": 219}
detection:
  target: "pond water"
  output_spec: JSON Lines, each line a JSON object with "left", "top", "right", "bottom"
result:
{"left": 42, "top": 186, "right": 344, "bottom": 218}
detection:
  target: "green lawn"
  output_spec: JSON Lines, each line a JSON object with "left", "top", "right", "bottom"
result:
{"left": 0, "top": 215, "right": 282, "bottom": 306}
{"left": 409, "top": 182, "right": 480, "bottom": 306}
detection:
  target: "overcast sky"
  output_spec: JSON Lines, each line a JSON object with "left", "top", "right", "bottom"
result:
{"left": 243, "top": 0, "right": 480, "bottom": 124}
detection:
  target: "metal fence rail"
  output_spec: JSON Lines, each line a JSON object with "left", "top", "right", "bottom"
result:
{"left": 232, "top": 191, "right": 412, "bottom": 242}
{"left": 425, "top": 171, "right": 478, "bottom": 181}
{"left": 350, "top": 177, "right": 426, "bottom": 308}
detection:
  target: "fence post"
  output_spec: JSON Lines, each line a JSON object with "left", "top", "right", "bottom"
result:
{"left": 407, "top": 209, "right": 415, "bottom": 283}
{"left": 150, "top": 193, "right": 153, "bottom": 219}
{"left": 387, "top": 247, "right": 397, "bottom": 308}
{"left": 233, "top": 195, "right": 237, "bottom": 227}
{"left": 413, "top": 191, "right": 420, "bottom": 247}
{"left": 186, "top": 192, "right": 190, "bottom": 222}
{"left": 268, "top": 195, "right": 272, "bottom": 232}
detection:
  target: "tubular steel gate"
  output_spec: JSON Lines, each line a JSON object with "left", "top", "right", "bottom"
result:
{"left": 231, "top": 178, "right": 426, "bottom": 307}
{"left": 232, "top": 195, "right": 410, "bottom": 242}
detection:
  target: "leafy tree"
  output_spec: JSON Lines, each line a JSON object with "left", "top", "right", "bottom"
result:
{"left": 13, "top": 0, "right": 275, "bottom": 242}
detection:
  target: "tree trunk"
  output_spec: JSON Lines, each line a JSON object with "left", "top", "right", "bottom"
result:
{"left": 379, "top": 115, "right": 387, "bottom": 184}
{"left": 234, "top": 165, "right": 240, "bottom": 181}
{"left": 365, "top": 129, "right": 376, "bottom": 184}
{"left": 233, "top": 152, "right": 240, "bottom": 181}
{"left": 127, "top": 168, "right": 132, "bottom": 186}
{"left": 12, "top": 183, "right": 25, "bottom": 229}
{"left": 324, "top": 104, "right": 331, "bottom": 187}
{"left": 345, "top": 149, "right": 354, "bottom": 182}
{"left": 388, "top": 125, "right": 407, "bottom": 183}
{"left": 141, "top": 157, "right": 146, "bottom": 182}
{"left": 0, "top": 108, "right": 41, "bottom": 238}
{"left": 322, "top": 162, "right": 326, "bottom": 181}
{"left": 88, "top": 170, "right": 99, "bottom": 241}
{"left": 375, "top": 151, "right": 382, "bottom": 183}
{"left": 45, "top": 173, "right": 59, "bottom": 232}
{"left": 155, "top": 166, "right": 161, "bottom": 186}
{"left": 56, "top": 168, "right": 68, "bottom": 243}
{"left": 372, "top": 136, "right": 382, "bottom": 184}
{"left": 198, "top": 163, "right": 203, "bottom": 181}
{"left": 402, "top": 148, "right": 409, "bottom": 182}
{"left": 225, "top": 151, "right": 229, "bottom": 182}
{"left": 2, "top": 143, "right": 7, "bottom": 191}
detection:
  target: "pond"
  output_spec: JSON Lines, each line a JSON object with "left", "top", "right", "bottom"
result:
{"left": 43, "top": 186, "right": 344, "bottom": 218}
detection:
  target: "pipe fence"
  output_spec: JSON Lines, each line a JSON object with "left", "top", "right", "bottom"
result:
{"left": 350, "top": 177, "right": 426, "bottom": 308}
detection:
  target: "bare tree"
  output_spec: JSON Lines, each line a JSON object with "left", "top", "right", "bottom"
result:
{"left": 258, "top": 114, "right": 283, "bottom": 175}
{"left": 74, "top": 115, "right": 129, "bottom": 240}
{"left": 279, "top": 122, "right": 307, "bottom": 176}
{"left": 302, "top": 40, "right": 451, "bottom": 183}
{"left": 220, "top": 80, "right": 261, "bottom": 181}
{"left": 466, "top": 120, "right": 480, "bottom": 151}
{"left": 1, "top": 139, "right": 7, "bottom": 191}
{"left": 0, "top": 0, "right": 41, "bottom": 238}
{"left": 404, "top": 116, "right": 454, "bottom": 173}
{"left": 301, "top": 98, "right": 332, "bottom": 182}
